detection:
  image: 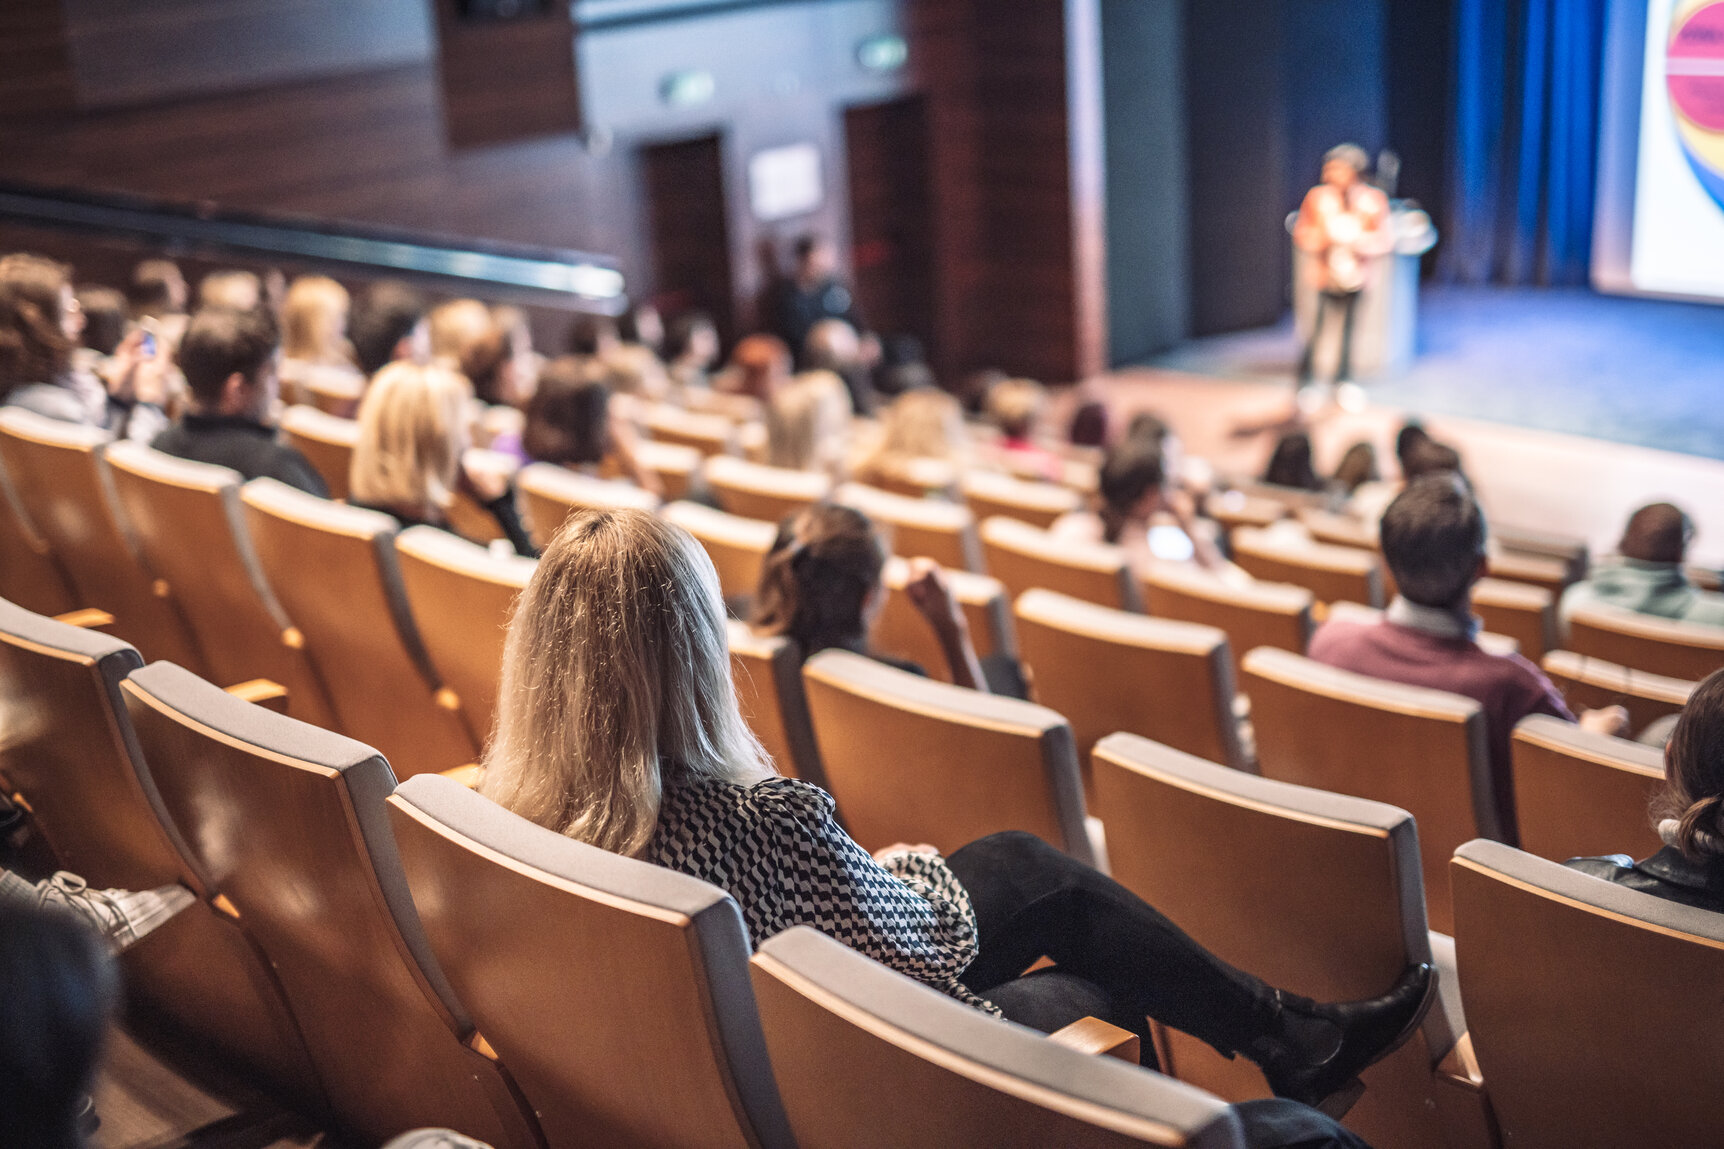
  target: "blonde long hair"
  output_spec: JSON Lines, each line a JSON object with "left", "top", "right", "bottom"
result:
{"left": 282, "top": 275, "right": 353, "bottom": 365}
{"left": 349, "top": 361, "right": 470, "bottom": 514}
{"left": 482, "top": 509, "right": 772, "bottom": 856}
{"left": 853, "top": 388, "right": 965, "bottom": 485}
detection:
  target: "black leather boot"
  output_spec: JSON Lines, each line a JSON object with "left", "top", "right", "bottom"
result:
{"left": 1248, "top": 962, "right": 1436, "bottom": 1118}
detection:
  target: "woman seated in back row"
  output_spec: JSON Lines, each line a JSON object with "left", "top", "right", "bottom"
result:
{"left": 517, "top": 354, "right": 661, "bottom": 497}
{"left": 480, "top": 506, "right": 1431, "bottom": 1148}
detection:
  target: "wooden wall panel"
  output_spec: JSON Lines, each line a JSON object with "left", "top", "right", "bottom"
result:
{"left": 0, "top": 0, "right": 76, "bottom": 117}
{"left": 433, "top": 0, "right": 582, "bottom": 147}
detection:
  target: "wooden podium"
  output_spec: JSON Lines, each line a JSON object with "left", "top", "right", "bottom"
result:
{"left": 1288, "top": 206, "right": 1437, "bottom": 379}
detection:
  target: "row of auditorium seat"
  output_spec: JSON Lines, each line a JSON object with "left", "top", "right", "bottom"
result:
{"left": 2, "top": 595, "right": 1714, "bottom": 1149}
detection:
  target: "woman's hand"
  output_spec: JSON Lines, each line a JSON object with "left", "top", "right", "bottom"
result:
{"left": 902, "top": 557, "right": 965, "bottom": 637}
{"left": 874, "top": 843, "right": 940, "bottom": 861}
{"left": 1578, "top": 705, "right": 1631, "bottom": 738}
{"left": 104, "top": 329, "right": 171, "bottom": 406}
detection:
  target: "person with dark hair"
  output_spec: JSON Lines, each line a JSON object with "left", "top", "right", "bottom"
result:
{"left": 752, "top": 502, "right": 991, "bottom": 691}
{"left": 1567, "top": 666, "right": 1724, "bottom": 911}
{"left": 802, "top": 317, "right": 876, "bottom": 415}
{"left": 665, "top": 311, "right": 720, "bottom": 391}
{"left": 127, "top": 258, "right": 188, "bottom": 322}
{"left": 349, "top": 281, "right": 429, "bottom": 377}
{"left": 1394, "top": 422, "right": 1464, "bottom": 482}
{"left": 0, "top": 902, "right": 119, "bottom": 1149}
{"left": 1560, "top": 502, "right": 1724, "bottom": 630}
{"left": 74, "top": 287, "right": 128, "bottom": 359}
{"left": 1068, "top": 399, "right": 1109, "bottom": 447}
{"left": 1309, "top": 474, "right": 1627, "bottom": 839}
{"left": 1330, "top": 441, "right": 1378, "bottom": 496}
{"left": 874, "top": 334, "right": 936, "bottom": 399}
{"left": 565, "top": 312, "right": 620, "bottom": 359}
{"left": 617, "top": 301, "right": 665, "bottom": 358}
{"left": 1264, "top": 431, "right": 1322, "bottom": 492}
{"left": 770, "top": 234, "right": 864, "bottom": 358}
{"left": 152, "top": 308, "right": 328, "bottom": 495}
{"left": 520, "top": 355, "right": 660, "bottom": 496}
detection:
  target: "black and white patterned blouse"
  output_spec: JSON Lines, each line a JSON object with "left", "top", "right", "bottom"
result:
{"left": 646, "top": 774, "right": 1001, "bottom": 1016}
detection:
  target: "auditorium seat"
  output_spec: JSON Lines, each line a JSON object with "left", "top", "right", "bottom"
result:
{"left": 301, "top": 369, "right": 365, "bottom": 418}
{"left": 394, "top": 526, "right": 536, "bottom": 747}
{"left": 835, "top": 481, "right": 982, "bottom": 571}
{"left": 0, "top": 408, "right": 205, "bottom": 670}
{"left": 1511, "top": 714, "right": 1664, "bottom": 863}
{"left": 1451, "top": 839, "right": 1724, "bottom": 1149}
{"left": 517, "top": 463, "right": 660, "bottom": 549}
{"left": 1139, "top": 563, "right": 1315, "bottom": 681}
{"left": 1565, "top": 602, "right": 1724, "bottom": 681}
{"left": 443, "top": 447, "right": 520, "bottom": 547}
{"left": 869, "top": 556, "right": 1015, "bottom": 683}
{"left": 0, "top": 600, "right": 322, "bottom": 1108}
{"left": 661, "top": 500, "right": 777, "bottom": 603}
{"left": 386, "top": 773, "right": 796, "bottom": 1149}
{"left": 1540, "top": 649, "right": 1693, "bottom": 737}
{"left": 1295, "top": 507, "right": 1378, "bottom": 552}
{"left": 104, "top": 443, "right": 338, "bottom": 729}
{"left": 1493, "top": 526, "right": 1589, "bottom": 586}
{"left": 1014, "top": 590, "right": 1246, "bottom": 772}
{"left": 1091, "top": 734, "right": 1484, "bottom": 1149}
{"left": 1205, "top": 491, "right": 1291, "bottom": 534}
{"left": 1485, "top": 552, "right": 1573, "bottom": 600}
{"left": 1230, "top": 528, "right": 1384, "bottom": 609}
{"left": 0, "top": 449, "right": 77, "bottom": 616}
{"left": 749, "top": 925, "right": 1245, "bottom": 1149}
{"left": 801, "top": 649, "right": 1095, "bottom": 865}
{"left": 241, "top": 478, "right": 479, "bottom": 777}
{"left": 704, "top": 455, "right": 831, "bottom": 524}
{"left": 727, "top": 620, "right": 825, "bottom": 785}
{"left": 121, "top": 663, "right": 540, "bottom": 1149}
{"left": 626, "top": 438, "right": 704, "bottom": 502}
{"left": 960, "top": 470, "right": 1082, "bottom": 530}
{"left": 682, "top": 388, "right": 764, "bottom": 424}
{"left": 980, "top": 515, "right": 1139, "bottom": 611}
{"left": 1470, "top": 577, "right": 1556, "bottom": 662}
{"left": 279, "top": 404, "right": 359, "bottom": 501}
{"left": 642, "top": 403, "right": 737, "bottom": 457}
{"left": 863, "top": 456, "right": 961, "bottom": 500}
{"left": 1243, "top": 647, "right": 1492, "bottom": 933}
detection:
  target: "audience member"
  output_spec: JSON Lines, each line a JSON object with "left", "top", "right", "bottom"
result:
{"left": 565, "top": 312, "right": 620, "bottom": 359}
{"left": 765, "top": 369, "right": 851, "bottom": 474}
{"left": 874, "top": 334, "right": 936, "bottom": 399}
{"left": 1068, "top": 398, "right": 1110, "bottom": 447}
{"left": 850, "top": 388, "right": 965, "bottom": 491}
{"left": 1561, "top": 502, "right": 1724, "bottom": 630}
{"left": 1329, "top": 441, "right": 1379, "bottom": 499}
{"left": 73, "top": 287, "right": 127, "bottom": 361}
{"left": 486, "top": 305, "right": 539, "bottom": 409}
{"left": 519, "top": 355, "right": 660, "bottom": 496}
{"left": 153, "top": 307, "right": 328, "bottom": 496}
{"left": 279, "top": 275, "right": 362, "bottom": 410}
{"left": 664, "top": 311, "right": 721, "bottom": 391}
{"left": 618, "top": 301, "right": 665, "bottom": 358}
{"left": 803, "top": 317, "right": 876, "bottom": 415}
{"left": 713, "top": 333, "right": 792, "bottom": 402}
{"left": 349, "top": 361, "right": 534, "bottom": 556}
{"left": 127, "top": 259, "right": 188, "bottom": 324}
{"left": 1308, "top": 474, "right": 1627, "bottom": 838}
{"left": 479, "top": 507, "right": 1427, "bottom": 1139}
{"left": 1568, "top": 667, "right": 1724, "bottom": 911}
{"left": 1396, "top": 423, "right": 1462, "bottom": 481}
{"left": 752, "top": 502, "right": 991, "bottom": 690}
{"left": 770, "top": 234, "right": 864, "bottom": 357}
{"left": 1264, "top": 431, "right": 1323, "bottom": 492}
{"left": 985, "top": 377, "right": 1063, "bottom": 481}
{"left": 0, "top": 253, "right": 168, "bottom": 441}
{"left": 349, "top": 281, "right": 429, "bottom": 376}
{"left": 197, "top": 269, "right": 264, "bottom": 314}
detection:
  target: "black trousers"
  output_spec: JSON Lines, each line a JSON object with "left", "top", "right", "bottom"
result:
{"left": 946, "top": 832, "right": 1373, "bottom": 1149}
{"left": 1297, "top": 289, "right": 1361, "bottom": 385}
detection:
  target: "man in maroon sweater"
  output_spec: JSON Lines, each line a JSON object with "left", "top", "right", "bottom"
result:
{"left": 1308, "top": 473, "right": 1626, "bottom": 841}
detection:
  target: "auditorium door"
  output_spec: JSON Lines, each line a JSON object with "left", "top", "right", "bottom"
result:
{"left": 844, "top": 97, "right": 937, "bottom": 361}
{"left": 641, "top": 134, "right": 735, "bottom": 341}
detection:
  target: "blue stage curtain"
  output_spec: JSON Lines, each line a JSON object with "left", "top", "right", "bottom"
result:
{"left": 1443, "top": 0, "right": 1607, "bottom": 286}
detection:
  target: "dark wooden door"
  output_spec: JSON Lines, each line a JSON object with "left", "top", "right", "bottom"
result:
{"left": 844, "top": 97, "right": 936, "bottom": 358}
{"left": 641, "top": 134, "right": 734, "bottom": 339}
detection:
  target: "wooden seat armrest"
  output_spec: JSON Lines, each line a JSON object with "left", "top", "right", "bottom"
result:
{"left": 224, "top": 679, "right": 290, "bottom": 713}
{"left": 1048, "top": 1016, "right": 1141, "bottom": 1063}
{"left": 52, "top": 608, "right": 115, "bottom": 630}
{"left": 440, "top": 763, "right": 486, "bottom": 789}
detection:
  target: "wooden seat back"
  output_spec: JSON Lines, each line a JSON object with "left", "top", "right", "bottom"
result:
{"left": 240, "top": 479, "right": 478, "bottom": 776}
{"left": 517, "top": 462, "right": 660, "bottom": 549}
{"left": 1451, "top": 839, "right": 1724, "bottom": 1149}
{"left": 0, "top": 409, "right": 205, "bottom": 669}
{"left": 1566, "top": 603, "right": 1724, "bottom": 681}
{"left": 661, "top": 500, "right": 777, "bottom": 602}
{"left": 1243, "top": 647, "right": 1491, "bottom": 933}
{"left": 444, "top": 447, "right": 520, "bottom": 547}
{"left": 626, "top": 438, "right": 704, "bottom": 502}
{"left": 1092, "top": 734, "right": 1456, "bottom": 1149}
{"left": 387, "top": 773, "right": 796, "bottom": 1149}
{"left": 0, "top": 450, "right": 77, "bottom": 615}
{"left": 1540, "top": 649, "right": 1693, "bottom": 737}
{"left": 122, "top": 664, "right": 538, "bottom": 1148}
{"left": 960, "top": 470, "right": 1082, "bottom": 530}
{"left": 105, "top": 443, "right": 337, "bottom": 727}
{"left": 1485, "top": 551, "right": 1574, "bottom": 599}
{"left": 801, "top": 649, "right": 1093, "bottom": 863}
{"left": 1140, "top": 563, "right": 1314, "bottom": 681}
{"left": 279, "top": 404, "right": 359, "bottom": 501}
{"left": 1471, "top": 577, "right": 1556, "bottom": 662}
{"left": 0, "top": 600, "right": 320, "bottom": 1105}
{"left": 728, "top": 621, "right": 825, "bottom": 785}
{"left": 394, "top": 526, "right": 536, "bottom": 747}
{"left": 979, "top": 515, "right": 1138, "bottom": 611}
{"left": 705, "top": 455, "right": 832, "bottom": 524}
{"left": 643, "top": 403, "right": 737, "bottom": 457}
{"left": 1015, "top": 590, "right": 1244, "bottom": 771}
{"left": 750, "top": 926, "right": 1244, "bottom": 1149}
{"left": 1511, "top": 714, "right": 1664, "bottom": 863}
{"left": 870, "top": 556, "right": 1015, "bottom": 682}
{"left": 835, "top": 482, "right": 981, "bottom": 572}
{"left": 1230, "top": 527, "right": 1384, "bottom": 608}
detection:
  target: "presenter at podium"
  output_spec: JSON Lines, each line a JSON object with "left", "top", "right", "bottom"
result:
{"left": 1293, "top": 144, "right": 1393, "bottom": 390}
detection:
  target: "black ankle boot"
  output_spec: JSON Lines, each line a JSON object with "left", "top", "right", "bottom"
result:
{"left": 1248, "top": 963, "right": 1436, "bottom": 1118}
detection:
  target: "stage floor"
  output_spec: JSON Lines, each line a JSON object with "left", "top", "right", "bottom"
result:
{"left": 1147, "top": 285, "right": 1724, "bottom": 462}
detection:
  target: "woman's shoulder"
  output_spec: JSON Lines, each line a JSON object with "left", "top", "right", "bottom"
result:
{"left": 664, "top": 773, "right": 837, "bottom": 826}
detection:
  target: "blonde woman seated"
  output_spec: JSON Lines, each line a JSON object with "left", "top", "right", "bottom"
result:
{"left": 516, "top": 355, "right": 661, "bottom": 496}
{"left": 279, "top": 275, "right": 362, "bottom": 413}
{"left": 349, "top": 361, "right": 535, "bottom": 556}
{"left": 765, "top": 369, "right": 851, "bottom": 475}
{"left": 480, "top": 507, "right": 1429, "bottom": 1144}
{"left": 849, "top": 387, "right": 966, "bottom": 495}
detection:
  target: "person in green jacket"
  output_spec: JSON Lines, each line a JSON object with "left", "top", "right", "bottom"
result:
{"left": 1560, "top": 503, "right": 1724, "bottom": 634}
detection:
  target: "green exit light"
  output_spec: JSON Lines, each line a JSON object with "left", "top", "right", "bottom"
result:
{"left": 857, "top": 35, "right": 908, "bottom": 72}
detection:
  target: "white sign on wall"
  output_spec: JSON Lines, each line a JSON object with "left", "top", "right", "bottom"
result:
{"left": 748, "top": 143, "right": 823, "bottom": 222}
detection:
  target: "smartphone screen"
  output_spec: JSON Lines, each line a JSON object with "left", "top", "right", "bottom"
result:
{"left": 139, "top": 332, "right": 157, "bottom": 357}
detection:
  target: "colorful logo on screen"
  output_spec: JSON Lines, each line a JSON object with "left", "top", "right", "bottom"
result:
{"left": 1670, "top": 0, "right": 1724, "bottom": 208}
